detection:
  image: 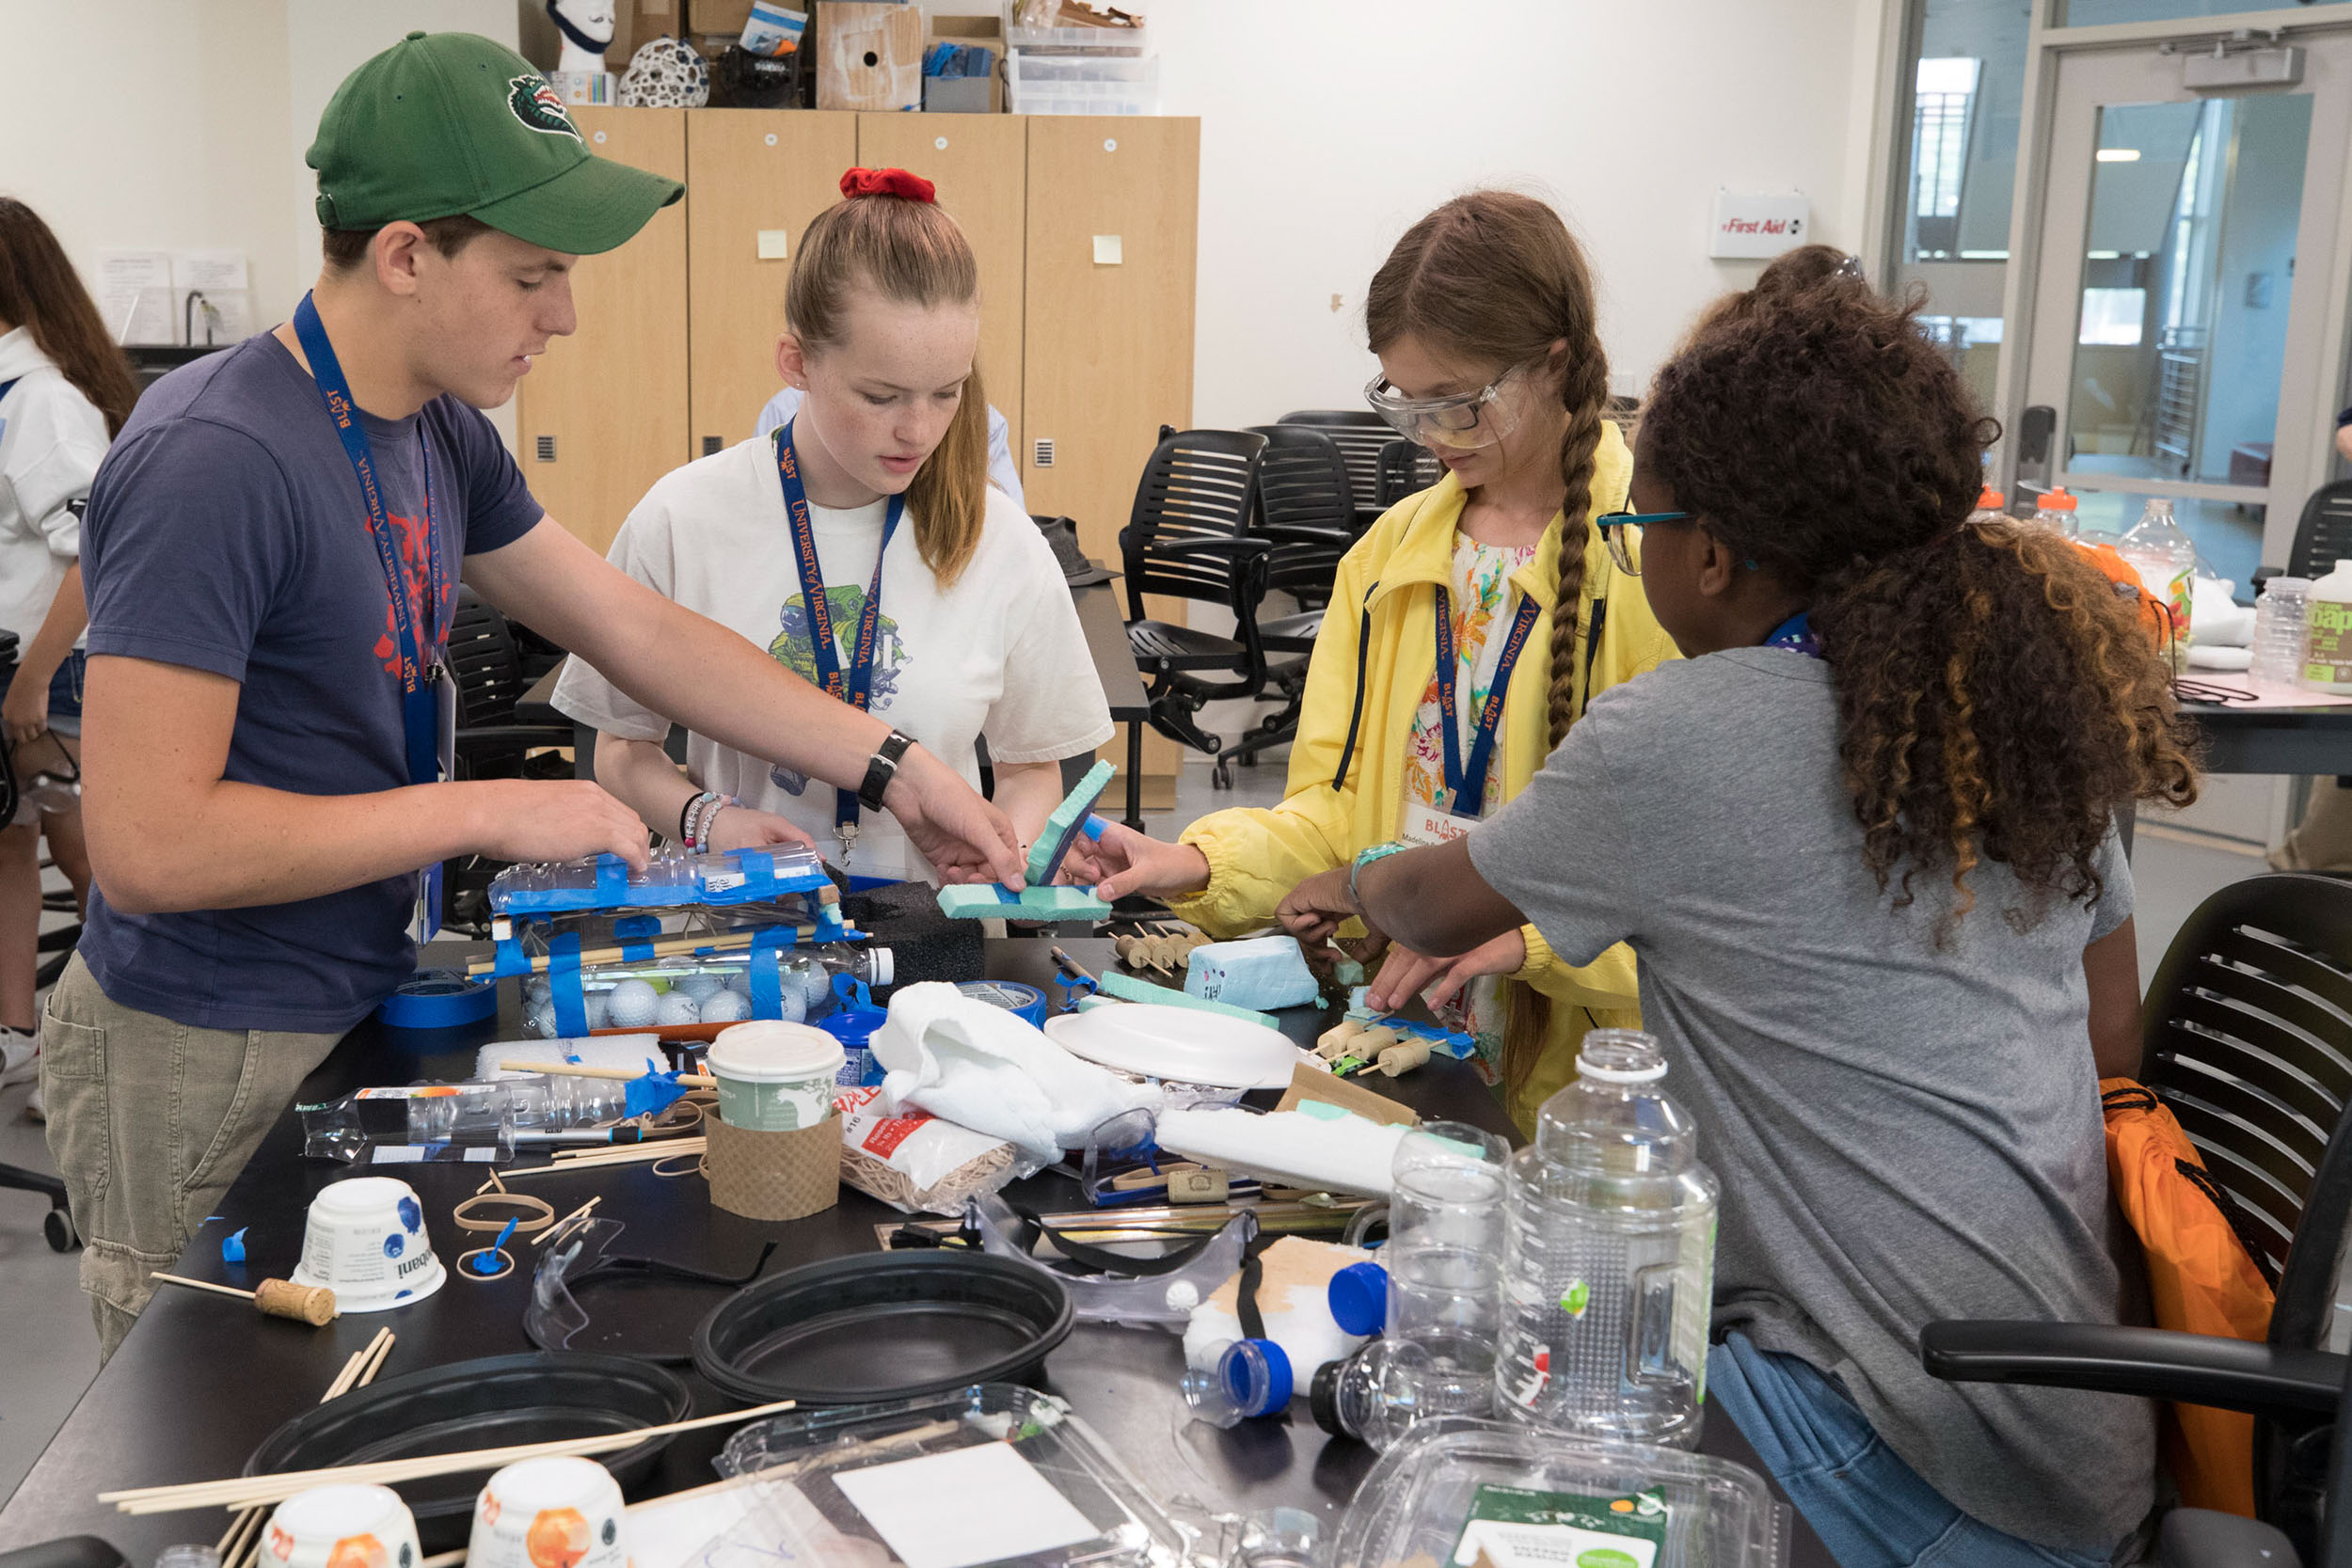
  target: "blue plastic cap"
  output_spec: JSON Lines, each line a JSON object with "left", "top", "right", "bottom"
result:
{"left": 1222, "top": 1338, "right": 1294, "bottom": 1417}
{"left": 1327, "top": 1261, "right": 1389, "bottom": 1336}
{"left": 221, "top": 1227, "right": 247, "bottom": 1265}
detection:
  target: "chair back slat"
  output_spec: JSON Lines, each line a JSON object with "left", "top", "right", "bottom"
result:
{"left": 1120, "top": 429, "right": 1269, "bottom": 628}
{"left": 2289, "top": 479, "right": 2352, "bottom": 581}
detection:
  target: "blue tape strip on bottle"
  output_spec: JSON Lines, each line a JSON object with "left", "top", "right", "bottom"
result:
{"left": 749, "top": 925, "right": 790, "bottom": 1020}
{"left": 614, "top": 914, "right": 660, "bottom": 963}
{"left": 548, "top": 931, "right": 590, "bottom": 1038}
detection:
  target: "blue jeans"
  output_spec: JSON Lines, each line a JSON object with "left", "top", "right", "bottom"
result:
{"left": 1707, "top": 1333, "right": 2111, "bottom": 1568}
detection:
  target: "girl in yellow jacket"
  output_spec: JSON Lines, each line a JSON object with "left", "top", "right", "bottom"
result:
{"left": 1075, "top": 191, "right": 1677, "bottom": 1131}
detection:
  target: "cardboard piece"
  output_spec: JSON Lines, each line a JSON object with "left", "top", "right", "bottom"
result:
{"left": 707, "top": 1112, "right": 841, "bottom": 1221}
{"left": 687, "top": 0, "right": 756, "bottom": 33}
{"left": 817, "top": 0, "right": 924, "bottom": 110}
{"left": 609, "top": 0, "right": 684, "bottom": 71}
{"left": 928, "top": 13, "right": 1004, "bottom": 112}
{"left": 1274, "top": 1060, "right": 1418, "bottom": 1129}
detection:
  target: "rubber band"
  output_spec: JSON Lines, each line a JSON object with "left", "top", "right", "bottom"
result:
{"left": 651, "top": 1151, "right": 707, "bottom": 1180}
{"left": 456, "top": 1245, "right": 515, "bottom": 1280}
{"left": 453, "top": 1192, "right": 557, "bottom": 1234}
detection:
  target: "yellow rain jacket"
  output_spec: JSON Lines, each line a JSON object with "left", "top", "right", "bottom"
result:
{"left": 1168, "top": 422, "right": 1680, "bottom": 1129}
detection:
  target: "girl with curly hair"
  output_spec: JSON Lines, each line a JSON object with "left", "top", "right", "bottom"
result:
{"left": 1279, "top": 278, "right": 2199, "bottom": 1563}
{"left": 1071, "top": 192, "right": 1679, "bottom": 1130}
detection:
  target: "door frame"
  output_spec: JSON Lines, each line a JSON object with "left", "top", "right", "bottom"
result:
{"left": 1992, "top": 2, "right": 2352, "bottom": 565}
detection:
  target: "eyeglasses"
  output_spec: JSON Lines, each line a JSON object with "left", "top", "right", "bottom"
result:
{"left": 1595, "top": 507, "right": 1694, "bottom": 577}
{"left": 1362, "top": 364, "right": 1529, "bottom": 451}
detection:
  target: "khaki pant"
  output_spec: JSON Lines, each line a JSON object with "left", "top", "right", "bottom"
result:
{"left": 41, "top": 955, "right": 341, "bottom": 1361}
{"left": 2271, "top": 777, "right": 2352, "bottom": 873}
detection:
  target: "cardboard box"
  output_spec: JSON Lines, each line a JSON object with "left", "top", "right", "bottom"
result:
{"left": 687, "top": 0, "right": 757, "bottom": 36}
{"left": 608, "top": 0, "right": 683, "bottom": 71}
{"left": 926, "top": 13, "right": 1004, "bottom": 113}
{"left": 816, "top": 1, "right": 923, "bottom": 111}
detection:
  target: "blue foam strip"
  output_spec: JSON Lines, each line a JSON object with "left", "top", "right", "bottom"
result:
{"left": 549, "top": 932, "right": 590, "bottom": 1037}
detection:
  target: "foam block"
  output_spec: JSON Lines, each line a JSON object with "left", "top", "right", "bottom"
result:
{"left": 1185, "top": 935, "right": 1321, "bottom": 1011}
{"left": 936, "top": 884, "right": 1115, "bottom": 921}
{"left": 1026, "top": 760, "right": 1116, "bottom": 886}
{"left": 1096, "top": 971, "right": 1279, "bottom": 1028}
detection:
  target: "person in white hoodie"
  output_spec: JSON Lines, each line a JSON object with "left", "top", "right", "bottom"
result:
{"left": 0, "top": 198, "right": 131, "bottom": 1119}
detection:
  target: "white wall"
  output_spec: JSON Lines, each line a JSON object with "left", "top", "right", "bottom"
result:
{"left": 1147, "top": 0, "right": 1889, "bottom": 421}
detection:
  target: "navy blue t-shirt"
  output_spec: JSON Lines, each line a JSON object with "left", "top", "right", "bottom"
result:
{"left": 79, "top": 331, "right": 543, "bottom": 1033}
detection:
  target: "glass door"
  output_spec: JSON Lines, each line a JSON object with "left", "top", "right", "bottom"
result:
{"left": 2021, "top": 32, "right": 2352, "bottom": 590}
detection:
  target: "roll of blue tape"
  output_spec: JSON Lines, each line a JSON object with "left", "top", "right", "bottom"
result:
{"left": 376, "top": 969, "right": 501, "bottom": 1031}
{"left": 953, "top": 979, "right": 1048, "bottom": 1027}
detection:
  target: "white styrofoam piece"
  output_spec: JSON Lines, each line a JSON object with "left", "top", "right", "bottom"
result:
{"left": 1042, "top": 1004, "right": 1298, "bottom": 1090}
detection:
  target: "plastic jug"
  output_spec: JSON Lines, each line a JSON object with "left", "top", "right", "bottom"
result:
{"left": 1494, "top": 1029, "right": 1719, "bottom": 1447}
{"left": 2121, "top": 497, "right": 2196, "bottom": 650}
{"left": 2030, "top": 486, "right": 2078, "bottom": 541}
{"left": 2303, "top": 560, "right": 2352, "bottom": 694}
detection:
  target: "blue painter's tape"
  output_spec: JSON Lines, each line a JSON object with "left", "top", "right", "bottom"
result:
{"left": 376, "top": 969, "right": 501, "bottom": 1031}
{"left": 549, "top": 931, "right": 590, "bottom": 1038}
{"left": 614, "top": 914, "right": 660, "bottom": 963}
{"left": 749, "top": 924, "right": 789, "bottom": 1020}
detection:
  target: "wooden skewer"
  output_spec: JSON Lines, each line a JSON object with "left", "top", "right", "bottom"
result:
{"left": 355, "top": 1328, "right": 397, "bottom": 1386}
{"left": 501, "top": 1137, "right": 709, "bottom": 1179}
{"left": 532, "top": 1196, "right": 602, "bottom": 1246}
{"left": 219, "top": 1325, "right": 397, "bottom": 1560}
{"left": 150, "top": 1272, "right": 336, "bottom": 1326}
{"left": 103, "top": 1399, "right": 802, "bottom": 1514}
{"left": 214, "top": 1500, "right": 265, "bottom": 1561}
{"left": 466, "top": 922, "right": 854, "bottom": 977}
{"left": 498, "top": 1060, "right": 716, "bottom": 1086}
{"left": 418, "top": 1552, "right": 467, "bottom": 1568}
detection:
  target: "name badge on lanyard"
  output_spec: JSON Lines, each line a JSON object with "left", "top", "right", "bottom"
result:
{"left": 776, "top": 419, "right": 905, "bottom": 868}
{"left": 1404, "top": 584, "right": 1539, "bottom": 848}
{"left": 291, "top": 293, "right": 455, "bottom": 941}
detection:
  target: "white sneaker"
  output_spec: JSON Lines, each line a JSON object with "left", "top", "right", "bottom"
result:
{"left": 0, "top": 1027, "right": 36, "bottom": 1089}
{"left": 23, "top": 1080, "right": 40, "bottom": 1122}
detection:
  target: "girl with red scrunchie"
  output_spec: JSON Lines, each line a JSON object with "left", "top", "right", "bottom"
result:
{"left": 554, "top": 169, "right": 1113, "bottom": 886}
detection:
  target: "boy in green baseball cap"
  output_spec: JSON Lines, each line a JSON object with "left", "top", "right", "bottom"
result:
{"left": 50, "top": 32, "right": 1024, "bottom": 1356}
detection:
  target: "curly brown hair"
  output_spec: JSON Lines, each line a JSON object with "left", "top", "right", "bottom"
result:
{"left": 1642, "top": 279, "right": 2200, "bottom": 922}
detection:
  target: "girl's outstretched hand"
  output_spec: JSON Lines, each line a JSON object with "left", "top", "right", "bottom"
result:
{"left": 1065, "top": 820, "right": 1214, "bottom": 901}
{"left": 1277, "top": 867, "right": 1359, "bottom": 945}
{"left": 1365, "top": 929, "right": 1528, "bottom": 1014}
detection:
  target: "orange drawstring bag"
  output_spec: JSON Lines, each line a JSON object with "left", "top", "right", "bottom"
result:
{"left": 2102, "top": 1079, "right": 2279, "bottom": 1516}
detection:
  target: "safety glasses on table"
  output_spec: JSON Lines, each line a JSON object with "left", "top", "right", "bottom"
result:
{"left": 1361, "top": 364, "right": 1531, "bottom": 451}
{"left": 1595, "top": 505, "right": 1695, "bottom": 577}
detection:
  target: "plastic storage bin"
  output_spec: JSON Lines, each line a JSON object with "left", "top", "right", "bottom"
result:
{"left": 1008, "top": 50, "right": 1160, "bottom": 115}
{"left": 1329, "top": 1418, "right": 1788, "bottom": 1568}
{"left": 1003, "top": 1, "right": 1150, "bottom": 52}
{"left": 715, "top": 1384, "right": 1192, "bottom": 1568}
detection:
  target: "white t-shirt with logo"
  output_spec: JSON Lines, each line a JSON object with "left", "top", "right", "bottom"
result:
{"left": 553, "top": 436, "right": 1114, "bottom": 881}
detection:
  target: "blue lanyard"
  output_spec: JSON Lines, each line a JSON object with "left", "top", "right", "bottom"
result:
{"left": 1431, "top": 585, "right": 1540, "bottom": 816}
{"left": 1764, "top": 610, "right": 1823, "bottom": 659}
{"left": 291, "top": 293, "right": 445, "bottom": 788}
{"left": 775, "top": 419, "right": 904, "bottom": 842}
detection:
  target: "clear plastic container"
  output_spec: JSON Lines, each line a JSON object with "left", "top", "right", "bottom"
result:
{"left": 715, "top": 1384, "right": 1191, "bottom": 1568}
{"left": 1328, "top": 1418, "right": 1788, "bottom": 1568}
{"left": 1003, "top": 0, "right": 1151, "bottom": 52}
{"left": 2029, "top": 485, "right": 2078, "bottom": 541}
{"left": 1967, "top": 483, "right": 2006, "bottom": 526}
{"left": 2122, "top": 496, "right": 2197, "bottom": 650}
{"left": 1496, "top": 1031, "right": 1720, "bottom": 1447}
{"left": 1007, "top": 50, "right": 1160, "bottom": 114}
{"left": 488, "top": 844, "right": 832, "bottom": 915}
{"left": 2252, "top": 577, "right": 2312, "bottom": 685}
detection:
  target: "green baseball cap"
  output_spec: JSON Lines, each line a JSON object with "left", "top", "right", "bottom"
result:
{"left": 308, "top": 31, "right": 682, "bottom": 256}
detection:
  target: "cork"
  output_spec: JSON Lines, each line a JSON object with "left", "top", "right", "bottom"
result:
{"left": 253, "top": 1277, "right": 339, "bottom": 1325}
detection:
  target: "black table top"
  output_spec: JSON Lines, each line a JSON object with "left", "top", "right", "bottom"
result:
{"left": 2180, "top": 694, "right": 2352, "bottom": 775}
{"left": 0, "top": 939, "right": 1826, "bottom": 1566}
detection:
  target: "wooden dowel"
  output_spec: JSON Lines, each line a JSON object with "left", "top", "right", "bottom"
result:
{"left": 151, "top": 1273, "right": 255, "bottom": 1302}
{"left": 501, "top": 1137, "right": 710, "bottom": 1179}
{"left": 532, "top": 1196, "right": 601, "bottom": 1247}
{"left": 151, "top": 1272, "right": 336, "bottom": 1325}
{"left": 355, "top": 1329, "right": 396, "bottom": 1387}
{"left": 497, "top": 1060, "right": 716, "bottom": 1086}
{"left": 103, "top": 1398, "right": 802, "bottom": 1514}
{"left": 465, "top": 923, "right": 857, "bottom": 978}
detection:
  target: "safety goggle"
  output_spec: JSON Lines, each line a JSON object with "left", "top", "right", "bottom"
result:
{"left": 1595, "top": 507, "right": 1695, "bottom": 577}
{"left": 1362, "top": 364, "right": 1529, "bottom": 451}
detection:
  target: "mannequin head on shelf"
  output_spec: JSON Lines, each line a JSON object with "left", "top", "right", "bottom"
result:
{"left": 548, "top": 0, "right": 617, "bottom": 75}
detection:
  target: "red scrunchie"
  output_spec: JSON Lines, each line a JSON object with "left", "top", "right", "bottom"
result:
{"left": 839, "top": 166, "right": 936, "bottom": 203}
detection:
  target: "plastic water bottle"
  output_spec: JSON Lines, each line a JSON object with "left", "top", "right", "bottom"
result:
{"left": 2251, "top": 578, "right": 2312, "bottom": 686}
{"left": 2122, "top": 497, "right": 2197, "bottom": 650}
{"left": 1968, "top": 484, "right": 2007, "bottom": 526}
{"left": 2030, "top": 486, "right": 2079, "bottom": 541}
{"left": 1494, "top": 1029, "right": 1719, "bottom": 1448}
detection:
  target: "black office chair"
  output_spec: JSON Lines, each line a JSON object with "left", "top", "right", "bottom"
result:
{"left": 2290, "top": 482, "right": 2352, "bottom": 582}
{"left": 1377, "top": 437, "right": 1444, "bottom": 506}
{"left": 1212, "top": 425, "right": 1358, "bottom": 779}
{"left": 1922, "top": 874, "right": 2352, "bottom": 1559}
{"left": 0, "top": 627, "right": 77, "bottom": 1253}
{"left": 1277, "top": 410, "right": 1393, "bottom": 530}
{"left": 1120, "top": 428, "right": 1273, "bottom": 787}
{"left": 439, "top": 588, "right": 581, "bottom": 935}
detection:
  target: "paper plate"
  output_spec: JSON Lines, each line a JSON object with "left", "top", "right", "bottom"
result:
{"left": 1043, "top": 1003, "right": 1299, "bottom": 1089}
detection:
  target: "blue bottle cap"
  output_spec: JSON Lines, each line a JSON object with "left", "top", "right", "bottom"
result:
{"left": 1327, "top": 1261, "right": 1389, "bottom": 1337}
{"left": 1222, "top": 1338, "right": 1294, "bottom": 1417}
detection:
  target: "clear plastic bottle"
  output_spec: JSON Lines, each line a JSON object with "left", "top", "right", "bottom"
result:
{"left": 1968, "top": 484, "right": 2007, "bottom": 526}
{"left": 2030, "top": 486, "right": 2078, "bottom": 541}
{"left": 1494, "top": 1030, "right": 1720, "bottom": 1447}
{"left": 2251, "top": 577, "right": 2312, "bottom": 686}
{"left": 2121, "top": 497, "right": 2197, "bottom": 650}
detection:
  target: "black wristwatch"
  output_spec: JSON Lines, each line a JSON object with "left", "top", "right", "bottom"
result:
{"left": 858, "top": 730, "right": 916, "bottom": 813}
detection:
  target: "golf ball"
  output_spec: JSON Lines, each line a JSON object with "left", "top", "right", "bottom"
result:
{"left": 676, "top": 974, "right": 725, "bottom": 1003}
{"left": 525, "top": 976, "right": 552, "bottom": 1006}
{"left": 722, "top": 971, "right": 752, "bottom": 996}
{"left": 526, "top": 1002, "right": 558, "bottom": 1039}
{"left": 655, "top": 991, "right": 702, "bottom": 1026}
{"left": 606, "top": 978, "right": 660, "bottom": 1028}
{"left": 583, "top": 991, "right": 612, "bottom": 1031}
{"left": 699, "top": 989, "right": 750, "bottom": 1023}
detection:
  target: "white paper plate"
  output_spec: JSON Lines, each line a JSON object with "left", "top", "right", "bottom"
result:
{"left": 1043, "top": 1003, "right": 1299, "bottom": 1089}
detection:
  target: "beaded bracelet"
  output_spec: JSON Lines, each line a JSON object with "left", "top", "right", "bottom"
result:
{"left": 677, "top": 790, "right": 719, "bottom": 847}
{"left": 1347, "top": 840, "right": 1413, "bottom": 915}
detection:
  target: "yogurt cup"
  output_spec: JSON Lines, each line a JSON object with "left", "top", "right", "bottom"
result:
{"left": 288, "top": 1176, "right": 445, "bottom": 1313}
{"left": 469, "top": 1456, "right": 625, "bottom": 1568}
{"left": 707, "top": 1021, "right": 845, "bottom": 1132}
{"left": 265, "top": 1483, "right": 420, "bottom": 1568}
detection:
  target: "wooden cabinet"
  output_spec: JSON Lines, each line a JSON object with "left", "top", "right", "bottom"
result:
{"left": 854, "top": 113, "right": 1028, "bottom": 460}
{"left": 1018, "top": 117, "right": 1201, "bottom": 798}
{"left": 515, "top": 106, "right": 688, "bottom": 557}
{"left": 684, "top": 109, "right": 860, "bottom": 455}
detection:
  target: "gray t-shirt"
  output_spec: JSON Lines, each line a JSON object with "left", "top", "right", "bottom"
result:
{"left": 1470, "top": 646, "right": 2152, "bottom": 1554}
